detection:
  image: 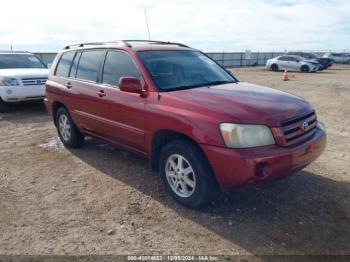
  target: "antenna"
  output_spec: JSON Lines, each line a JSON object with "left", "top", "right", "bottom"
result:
{"left": 144, "top": 9, "right": 151, "bottom": 40}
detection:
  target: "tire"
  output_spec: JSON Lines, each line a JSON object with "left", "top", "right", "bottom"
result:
{"left": 271, "top": 64, "right": 278, "bottom": 72}
{"left": 301, "top": 65, "right": 310, "bottom": 72}
{"left": 0, "top": 98, "right": 8, "bottom": 113}
{"left": 159, "top": 139, "right": 219, "bottom": 208}
{"left": 55, "top": 107, "right": 84, "bottom": 148}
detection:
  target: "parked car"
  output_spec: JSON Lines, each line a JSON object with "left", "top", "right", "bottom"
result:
{"left": 0, "top": 51, "right": 49, "bottom": 112}
{"left": 286, "top": 51, "right": 334, "bottom": 69}
{"left": 322, "top": 52, "right": 350, "bottom": 64}
{"left": 266, "top": 55, "right": 322, "bottom": 72}
{"left": 45, "top": 41, "right": 326, "bottom": 208}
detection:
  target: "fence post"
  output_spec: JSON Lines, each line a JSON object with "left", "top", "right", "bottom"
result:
{"left": 222, "top": 51, "right": 224, "bottom": 67}
{"left": 240, "top": 52, "right": 243, "bottom": 67}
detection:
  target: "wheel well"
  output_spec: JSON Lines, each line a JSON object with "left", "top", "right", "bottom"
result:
{"left": 52, "top": 101, "right": 67, "bottom": 126}
{"left": 151, "top": 130, "right": 200, "bottom": 172}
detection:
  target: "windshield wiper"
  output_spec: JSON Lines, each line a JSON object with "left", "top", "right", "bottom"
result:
{"left": 164, "top": 84, "right": 206, "bottom": 92}
{"left": 204, "top": 80, "right": 236, "bottom": 86}
{"left": 163, "top": 80, "right": 236, "bottom": 92}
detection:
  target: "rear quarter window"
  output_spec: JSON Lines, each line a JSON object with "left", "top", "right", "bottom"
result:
{"left": 55, "top": 51, "right": 75, "bottom": 77}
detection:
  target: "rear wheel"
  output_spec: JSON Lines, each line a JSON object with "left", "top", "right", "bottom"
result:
{"left": 55, "top": 107, "right": 84, "bottom": 148}
{"left": 271, "top": 64, "right": 278, "bottom": 71}
{"left": 301, "top": 65, "right": 310, "bottom": 72}
{"left": 0, "top": 98, "right": 8, "bottom": 113}
{"left": 159, "top": 139, "right": 219, "bottom": 208}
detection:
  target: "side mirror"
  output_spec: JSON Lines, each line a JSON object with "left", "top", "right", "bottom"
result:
{"left": 296, "top": 60, "right": 299, "bottom": 63}
{"left": 119, "top": 77, "right": 144, "bottom": 95}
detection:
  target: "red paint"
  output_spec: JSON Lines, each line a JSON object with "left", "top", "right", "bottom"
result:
{"left": 45, "top": 44, "right": 326, "bottom": 188}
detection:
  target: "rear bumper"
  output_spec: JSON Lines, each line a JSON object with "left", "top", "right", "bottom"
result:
{"left": 201, "top": 124, "right": 326, "bottom": 188}
{"left": 44, "top": 97, "right": 53, "bottom": 115}
{"left": 0, "top": 85, "right": 45, "bottom": 102}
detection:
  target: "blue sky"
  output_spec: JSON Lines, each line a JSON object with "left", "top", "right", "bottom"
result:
{"left": 0, "top": 0, "right": 349, "bottom": 52}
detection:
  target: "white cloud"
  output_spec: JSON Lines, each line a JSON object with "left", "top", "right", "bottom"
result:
{"left": 0, "top": 0, "right": 349, "bottom": 51}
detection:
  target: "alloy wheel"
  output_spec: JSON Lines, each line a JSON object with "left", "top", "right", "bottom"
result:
{"left": 58, "top": 114, "right": 71, "bottom": 141}
{"left": 165, "top": 154, "right": 196, "bottom": 198}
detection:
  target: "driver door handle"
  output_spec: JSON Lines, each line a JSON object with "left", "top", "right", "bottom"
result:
{"left": 66, "top": 82, "right": 72, "bottom": 89}
{"left": 96, "top": 90, "right": 106, "bottom": 97}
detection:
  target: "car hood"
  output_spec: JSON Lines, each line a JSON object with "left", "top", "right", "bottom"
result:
{"left": 305, "top": 59, "right": 320, "bottom": 65}
{"left": 162, "top": 82, "right": 313, "bottom": 126}
{"left": 0, "top": 68, "right": 49, "bottom": 79}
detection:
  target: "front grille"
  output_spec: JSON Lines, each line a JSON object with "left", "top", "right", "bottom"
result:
{"left": 21, "top": 77, "right": 47, "bottom": 86}
{"left": 281, "top": 111, "right": 317, "bottom": 146}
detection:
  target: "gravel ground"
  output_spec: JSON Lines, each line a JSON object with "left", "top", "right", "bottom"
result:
{"left": 0, "top": 65, "right": 349, "bottom": 257}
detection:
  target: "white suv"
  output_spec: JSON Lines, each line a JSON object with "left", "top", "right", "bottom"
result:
{"left": 322, "top": 53, "right": 350, "bottom": 64}
{"left": 0, "top": 51, "right": 49, "bottom": 112}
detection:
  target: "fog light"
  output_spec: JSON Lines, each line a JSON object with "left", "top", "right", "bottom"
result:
{"left": 255, "top": 163, "right": 272, "bottom": 178}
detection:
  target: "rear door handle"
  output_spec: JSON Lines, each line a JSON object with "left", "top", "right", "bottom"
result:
{"left": 96, "top": 90, "right": 106, "bottom": 97}
{"left": 66, "top": 82, "right": 72, "bottom": 89}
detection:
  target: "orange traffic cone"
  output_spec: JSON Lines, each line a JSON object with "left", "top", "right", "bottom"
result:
{"left": 283, "top": 70, "right": 289, "bottom": 81}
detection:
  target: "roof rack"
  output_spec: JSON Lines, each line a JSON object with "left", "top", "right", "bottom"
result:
{"left": 63, "top": 41, "right": 131, "bottom": 50}
{"left": 63, "top": 40, "right": 190, "bottom": 50}
{"left": 123, "top": 40, "right": 190, "bottom": 48}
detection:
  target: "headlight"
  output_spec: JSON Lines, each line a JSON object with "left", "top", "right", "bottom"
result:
{"left": 220, "top": 123, "right": 275, "bottom": 148}
{"left": 0, "top": 76, "right": 19, "bottom": 86}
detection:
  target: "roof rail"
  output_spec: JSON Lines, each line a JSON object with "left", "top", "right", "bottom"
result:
{"left": 123, "top": 40, "right": 190, "bottom": 48}
{"left": 63, "top": 40, "right": 190, "bottom": 50}
{"left": 63, "top": 41, "right": 131, "bottom": 50}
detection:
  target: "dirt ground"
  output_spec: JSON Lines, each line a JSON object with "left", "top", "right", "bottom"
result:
{"left": 0, "top": 65, "right": 349, "bottom": 257}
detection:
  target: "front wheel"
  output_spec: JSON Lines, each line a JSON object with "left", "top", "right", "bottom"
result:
{"left": 271, "top": 64, "right": 278, "bottom": 71}
{"left": 55, "top": 107, "right": 84, "bottom": 148}
{"left": 159, "top": 139, "right": 219, "bottom": 208}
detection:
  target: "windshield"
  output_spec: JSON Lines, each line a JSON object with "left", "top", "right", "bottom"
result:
{"left": 137, "top": 50, "right": 237, "bottom": 91}
{"left": 0, "top": 54, "right": 46, "bottom": 69}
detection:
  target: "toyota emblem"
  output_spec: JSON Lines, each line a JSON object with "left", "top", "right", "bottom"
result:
{"left": 301, "top": 121, "right": 309, "bottom": 131}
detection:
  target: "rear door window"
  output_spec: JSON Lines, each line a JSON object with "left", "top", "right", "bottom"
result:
{"left": 76, "top": 50, "right": 105, "bottom": 82}
{"left": 55, "top": 51, "right": 75, "bottom": 77}
{"left": 102, "top": 50, "right": 141, "bottom": 86}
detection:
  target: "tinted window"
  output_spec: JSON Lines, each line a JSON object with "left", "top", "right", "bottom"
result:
{"left": 69, "top": 52, "right": 81, "bottom": 78}
{"left": 76, "top": 50, "right": 105, "bottom": 82}
{"left": 278, "top": 56, "right": 288, "bottom": 61}
{"left": 289, "top": 57, "right": 297, "bottom": 62}
{"left": 137, "top": 50, "right": 236, "bottom": 91}
{"left": 102, "top": 51, "right": 141, "bottom": 86}
{"left": 0, "top": 54, "right": 46, "bottom": 69}
{"left": 56, "top": 52, "right": 75, "bottom": 77}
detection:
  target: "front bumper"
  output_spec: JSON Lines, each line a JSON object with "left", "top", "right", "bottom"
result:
{"left": 0, "top": 85, "right": 45, "bottom": 102}
{"left": 201, "top": 125, "right": 326, "bottom": 188}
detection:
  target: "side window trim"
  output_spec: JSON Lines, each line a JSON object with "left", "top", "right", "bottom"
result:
{"left": 68, "top": 52, "right": 77, "bottom": 78}
{"left": 69, "top": 51, "right": 82, "bottom": 79}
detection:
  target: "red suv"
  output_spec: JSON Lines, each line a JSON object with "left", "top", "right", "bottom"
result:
{"left": 45, "top": 40, "right": 326, "bottom": 207}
